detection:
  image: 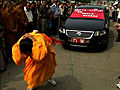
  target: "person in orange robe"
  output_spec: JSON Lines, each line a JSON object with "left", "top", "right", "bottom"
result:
{"left": 13, "top": 1, "right": 28, "bottom": 40}
{"left": 12, "top": 30, "right": 57, "bottom": 90}
{"left": 2, "top": 3, "right": 18, "bottom": 63}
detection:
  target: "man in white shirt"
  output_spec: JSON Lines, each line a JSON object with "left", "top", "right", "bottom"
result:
{"left": 24, "top": 2, "right": 33, "bottom": 32}
{"left": 59, "top": 3, "right": 64, "bottom": 24}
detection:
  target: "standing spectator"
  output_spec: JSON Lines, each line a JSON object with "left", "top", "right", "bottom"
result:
{"left": 0, "top": 6, "right": 7, "bottom": 72}
{"left": 36, "top": 0, "right": 41, "bottom": 30}
{"left": 103, "top": 1, "right": 108, "bottom": 7}
{"left": 117, "top": 2, "right": 120, "bottom": 23}
{"left": 31, "top": 2, "right": 38, "bottom": 30}
{"left": 67, "top": 7, "right": 71, "bottom": 17}
{"left": 51, "top": 0, "right": 60, "bottom": 35}
{"left": 114, "top": 22, "right": 120, "bottom": 42}
{"left": 36, "top": 0, "right": 41, "bottom": 8}
{"left": 24, "top": 2, "right": 34, "bottom": 32}
{"left": 0, "top": 0, "right": 4, "bottom": 10}
{"left": 59, "top": 3, "right": 64, "bottom": 25}
{"left": 3, "top": 0, "right": 8, "bottom": 9}
{"left": 109, "top": 3, "right": 114, "bottom": 20}
{"left": 113, "top": 3, "right": 118, "bottom": 22}
{"left": 38, "top": 0, "right": 48, "bottom": 34}
{"left": 13, "top": 0, "right": 28, "bottom": 40}
{"left": 115, "top": 2, "right": 120, "bottom": 42}
{"left": 2, "top": 3, "right": 17, "bottom": 63}
{"left": 47, "top": 4, "right": 54, "bottom": 36}
{"left": 11, "top": 0, "right": 17, "bottom": 8}
{"left": 63, "top": 4, "right": 68, "bottom": 22}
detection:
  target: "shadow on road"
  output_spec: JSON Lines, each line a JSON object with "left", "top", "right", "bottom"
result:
{"left": 34, "top": 75, "right": 82, "bottom": 90}
{"left": 5, "top": 88, "right": 17, "bottom": 90}
{"left": 1, "top": 64, "right": 82, "bottom": 90}
{"left": 1, "top": 63, "right": 25, "bottom": 90}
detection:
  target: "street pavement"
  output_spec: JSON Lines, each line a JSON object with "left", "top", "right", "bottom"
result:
{"left": 1, "top": 21, "right": 120, "bottom": 90}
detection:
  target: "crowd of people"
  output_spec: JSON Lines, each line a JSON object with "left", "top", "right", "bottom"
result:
{"left": 0, "top": 0, "right": 77, "bottom": 73}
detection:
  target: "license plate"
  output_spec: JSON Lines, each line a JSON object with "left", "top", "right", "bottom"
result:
{"left": 72, "top": 38, "right": 85, "bottom": 43}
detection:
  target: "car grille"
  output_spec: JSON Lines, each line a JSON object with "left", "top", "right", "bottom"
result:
{"left": 66, "top": 30, "right": 94, "bottom": 39}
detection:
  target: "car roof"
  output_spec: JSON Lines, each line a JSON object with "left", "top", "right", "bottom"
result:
{"left": 76, "top": 5, "right": 105, "bottom": 10}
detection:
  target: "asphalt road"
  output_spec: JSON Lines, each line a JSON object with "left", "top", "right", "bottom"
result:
{"left": 1, "top": 21, "right": 120, "bottom": 90}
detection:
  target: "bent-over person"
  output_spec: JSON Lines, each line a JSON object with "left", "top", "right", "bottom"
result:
{"left": 12, "top": 31, "right": 57, "bottom": 90}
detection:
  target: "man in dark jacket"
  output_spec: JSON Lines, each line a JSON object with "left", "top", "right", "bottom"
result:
{"left": 38, "top": 0, "right": 48, "bottom": 34}
{"left": 31, "top": 2, "right": 38, "bottom": 30}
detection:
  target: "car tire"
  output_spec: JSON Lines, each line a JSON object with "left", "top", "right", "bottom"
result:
{"left": 101, "top": 36, "right": 109, "bottom": 50}
{"left": 102, "top": 41, "right": 108, "bottom": 50}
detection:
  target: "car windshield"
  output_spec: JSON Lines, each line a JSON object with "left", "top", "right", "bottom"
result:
{"left": 70, "top": 8, "right": 105, "bottom": 20}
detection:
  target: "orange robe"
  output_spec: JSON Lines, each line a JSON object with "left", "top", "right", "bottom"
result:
{"left": 2, "top": 8, "right": 18, "bottom": 58}
{"left": 12, "top": 32, "right": 57, "bottom": 88}
{"left": 13, "top": 5, "right": 28, "bottom": 40}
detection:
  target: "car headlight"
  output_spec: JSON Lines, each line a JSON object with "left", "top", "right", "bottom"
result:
{"left": 94, "top": 30, "right": 106, "bottom": 36}
{"left": 59, "top": 28, "right": 66, "bottom": 34}
{"left": 94, "top": 31, "right": 100, "bottom": 36}
{"left": 100, "top": 30, "right": 106, "bottom": 36}
{"left": 63, "top": 29, "right": 66, "bottom": 34}
{"left": 59, "top": 28, "right": 63, "bottom": 33}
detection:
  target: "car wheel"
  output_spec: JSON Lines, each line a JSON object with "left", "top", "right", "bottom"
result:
{"left": 102, "top": 41, "right": 108, "bottom": 49}
{"left": 101, "top": 36, "right": 109, "bottom": 50}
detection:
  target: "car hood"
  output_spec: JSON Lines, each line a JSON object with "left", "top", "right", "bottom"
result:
{"left": 62, "top": 18, "right": 105, "bottom": 31}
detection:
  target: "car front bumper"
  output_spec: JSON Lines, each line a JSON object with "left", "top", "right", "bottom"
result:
{"left": 59, "top": 33, "right": 108, "bottom": 48}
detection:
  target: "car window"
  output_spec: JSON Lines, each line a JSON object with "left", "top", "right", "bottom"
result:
{"left": 70, "top": 8, "right": 105, "bottom": 20}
